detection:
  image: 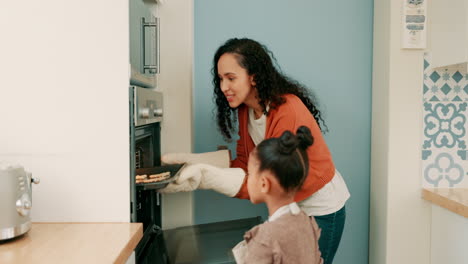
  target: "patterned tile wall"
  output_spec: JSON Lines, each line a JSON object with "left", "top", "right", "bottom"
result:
{"left": 422, "top": 53, "right": 468, "bottom": 188}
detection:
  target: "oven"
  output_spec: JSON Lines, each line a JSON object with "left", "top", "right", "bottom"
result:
{"left": 129, "top": 86, "right": 262, "bottom": 264}
{"left": 129, "top": 86, "right": 183, "bottom": 264}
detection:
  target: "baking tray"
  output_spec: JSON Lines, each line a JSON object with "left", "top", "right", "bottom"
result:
{"left": 135, "top": 163, "right": 186, "bottom": 191}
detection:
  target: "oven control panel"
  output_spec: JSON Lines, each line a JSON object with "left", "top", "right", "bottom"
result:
{"left": 131, "top": 86, "right": 163, "bottom": 126}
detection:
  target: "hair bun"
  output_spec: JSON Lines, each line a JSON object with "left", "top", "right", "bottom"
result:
{"left": 278, "top": 130, "right": 298, "bottom": 155}
{"left": 278, "top": 126, "right": 314, "bottom": 155}
{"left": 296, "top": 126, "right": 314, "bottom": 150}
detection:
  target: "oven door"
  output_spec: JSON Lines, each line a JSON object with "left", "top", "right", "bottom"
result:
{"left": 136, "top": 226, "right": 169, "bottom": 264}
{"left": 163, "top": 217, "right": 263, "bottom": 264}
{"left": 134, "top": 191, "right": 169, "bottom": 264}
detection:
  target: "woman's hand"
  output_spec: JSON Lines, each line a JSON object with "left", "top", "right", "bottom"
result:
{"left": 159, "top": 163, "right": 245, "bottom": 197}
{"left": 161, "top": 150, "right": 231, "bottom": 168}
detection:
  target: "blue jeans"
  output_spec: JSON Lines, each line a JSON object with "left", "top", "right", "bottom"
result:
{"left": 313, "top": 206, "right": 346, "bottom": 264}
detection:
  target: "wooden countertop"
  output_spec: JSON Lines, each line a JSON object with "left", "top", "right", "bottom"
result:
{"left": 422, "top": 188, "right": 468, "bottom": 218}
{"left": 0, "top": 222, "right": 143, "bottom": 264}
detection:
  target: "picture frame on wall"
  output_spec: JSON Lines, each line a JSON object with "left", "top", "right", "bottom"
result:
{"left": 402, "top": 0, "right": 427, "bottom": 49}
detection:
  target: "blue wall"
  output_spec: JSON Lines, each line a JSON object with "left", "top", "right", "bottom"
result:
{"left": 193, "top": 1, "right": 373, "bottom": 263}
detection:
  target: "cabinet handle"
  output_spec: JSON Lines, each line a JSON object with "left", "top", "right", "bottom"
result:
{"left": 141, "top": 17, "right": 159, "bottom": 74}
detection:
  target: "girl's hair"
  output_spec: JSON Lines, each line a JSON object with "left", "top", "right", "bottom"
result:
{"left": 254, "top": 126, "right": 314, "bottom": 192}
{"left": 212, "top": 38, "right": 326, "bottom": 141}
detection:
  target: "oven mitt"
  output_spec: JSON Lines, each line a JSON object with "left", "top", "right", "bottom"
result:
{"left": 159, "top": 163, "right": 245, "bottom": 197}
{"left": 161, "top": 150, "right": 230, "bottom": 168}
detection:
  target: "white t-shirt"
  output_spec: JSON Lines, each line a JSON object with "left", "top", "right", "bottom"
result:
{"left": 248, "top": 107, "right": 350, "bottom": 216}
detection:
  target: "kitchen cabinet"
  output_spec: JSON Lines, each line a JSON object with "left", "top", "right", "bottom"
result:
{"left": 422, "top": 189, "right": 468, "bottom": 264}
{"left": 0, "top": 223, "right": 142, "bottom": 264}
{"left": 1, "top": 0, "right": 193, "bottom": 229}
{"left": 429, "top": 0, "right": 468, "bottom": 69}
{"left": 0, "top": 0, "right": 131, "bottom": 222}
{"left": 430, "top": 205, "right": 468, "bottom": 264}
{"left": 129, "top": 0, "right": 159, "bottom": 88}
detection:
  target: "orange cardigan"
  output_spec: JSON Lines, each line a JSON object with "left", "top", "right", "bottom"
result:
{"left": 231, "top": 94, "right": 335, "bottom": 202}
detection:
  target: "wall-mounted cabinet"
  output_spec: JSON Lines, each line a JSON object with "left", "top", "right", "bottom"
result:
{"left": 129, "top": 0, "right": 159, "bottom": 88}
{"left": 429, "top": 0, "right": 468, "bottom": 69}
{"left": 430, "top": 205, "right": 468, "bottom": 264}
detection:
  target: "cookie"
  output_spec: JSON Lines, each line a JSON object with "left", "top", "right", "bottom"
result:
{"left": 149, "top": 172, "right": 170, "bottom": 179}
{"left": 136, "top": 175, "right": 147, "bottom": 180}
{"left": 136, "top": 171, "right": 170, "bottom": 184}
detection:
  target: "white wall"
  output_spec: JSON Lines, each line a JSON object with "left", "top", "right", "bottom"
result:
{"left": 0, "top": 0, "right": 130, "bottom": 222}
{"left": 371, "top": 0, "right": 431, "bottom": 263}
{"left": 157, "top": 0, "right": 194, "bottom": 229}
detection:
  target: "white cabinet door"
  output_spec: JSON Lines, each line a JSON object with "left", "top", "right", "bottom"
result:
{"left": 430, "top": 0, "right": 468, "bottom": 68}
{"left": 429, "top": 0, "right": 468, "bottom": 68}
{"left": 431, "top": 205, "right": 468, "bottom": 264}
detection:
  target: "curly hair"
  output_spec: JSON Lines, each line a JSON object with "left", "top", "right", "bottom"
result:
{"left": 212, "top": 38, "right": 327, "bottom": 141}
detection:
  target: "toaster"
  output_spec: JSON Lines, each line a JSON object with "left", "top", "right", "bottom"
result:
{"left": 0, "top": 164, "right": 39, "bottom": 241}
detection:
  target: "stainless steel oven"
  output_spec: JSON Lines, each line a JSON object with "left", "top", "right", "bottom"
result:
{"left": 129, "top": 86, "right": 184, "bottom": 264}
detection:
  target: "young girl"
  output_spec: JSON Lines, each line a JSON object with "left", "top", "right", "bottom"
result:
{"left": 232, "top": 126, "right": 322, "bottom": 264}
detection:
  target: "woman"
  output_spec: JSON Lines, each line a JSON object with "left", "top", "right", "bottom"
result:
{"left": 162, "top": 38, "right": 350, "bottom": 264}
